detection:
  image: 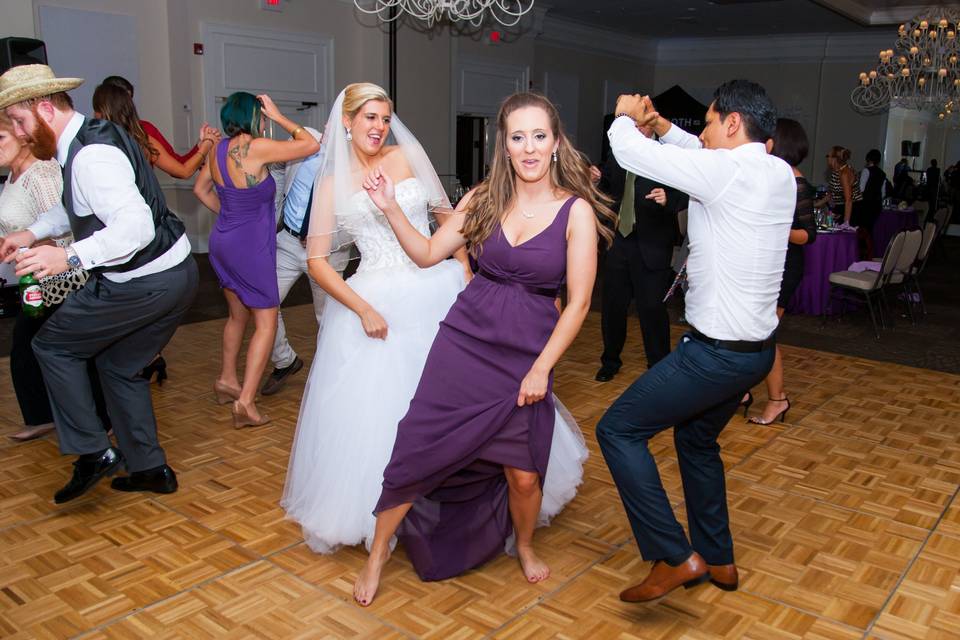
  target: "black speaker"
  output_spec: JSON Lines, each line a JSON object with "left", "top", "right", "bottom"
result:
{"left": 0, "top": 38, "right": 47, "bottom": 74}
{"left": 901, "top": 140, "right": 913, "bottom": 156}
{"left": 911, "top": 141, "right": 921, "bottom": 157}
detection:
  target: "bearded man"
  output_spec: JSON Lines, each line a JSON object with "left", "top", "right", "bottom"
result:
{"left": 0, "top": 65, "right": 198, "bottom": 503}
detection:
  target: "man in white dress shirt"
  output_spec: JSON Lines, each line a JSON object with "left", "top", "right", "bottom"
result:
{"left": 0, "top": 65, "right": 198, "bottom": 504}
{"left": 597, "top": 79, "right": 795, "bottom": 602}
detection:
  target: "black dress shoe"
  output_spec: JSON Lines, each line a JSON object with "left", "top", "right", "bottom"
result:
{"left": 54, "top": 447, "right": 125, "bottom": 504}
{"left": 111, "top": 464, "right": 178, "bottom": 494}
{"left": 260, "top": 356, "right": 304, "bottom": 396}
{"left": 595, "top": 366, "right": 619, "bottom": 382}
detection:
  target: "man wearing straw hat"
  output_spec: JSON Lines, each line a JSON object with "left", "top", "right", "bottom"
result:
{"left": 0, "top": 64, "right": 198, "bottom": 503}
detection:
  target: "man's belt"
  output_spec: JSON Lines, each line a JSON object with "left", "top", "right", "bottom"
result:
{"left": 281, "top": 221, "right": 305, "bottom": 240}
{"left": 688, "top": 328, "right": 775, "bottom": 353}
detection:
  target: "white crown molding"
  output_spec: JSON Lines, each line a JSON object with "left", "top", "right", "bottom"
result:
{"left": 813, "top": 0, "right": 932, "bottom": 25}
{"left": 536, "top": 15, "right": 658, "bottom": 66}
{"left": 655, "top": 31, "right": 893, "bottom": 66}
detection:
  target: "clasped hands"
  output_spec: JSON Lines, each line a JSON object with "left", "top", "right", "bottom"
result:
{"left": 615, "top": 94, "right": 661, "bottom": 133}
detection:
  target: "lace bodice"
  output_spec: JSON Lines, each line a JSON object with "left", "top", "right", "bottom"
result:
{"left": 342, "top": 177, "right": 432, "bottom": 273}
{"left": 0, "top": 159, "right": 63, "bottom": 236}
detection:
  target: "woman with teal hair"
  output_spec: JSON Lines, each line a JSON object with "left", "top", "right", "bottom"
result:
{"left": 194, "top": 92, "right": 319, "bottom": 427}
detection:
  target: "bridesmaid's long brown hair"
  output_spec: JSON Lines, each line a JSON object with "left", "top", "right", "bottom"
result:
{"left": 92, "top": 83, "right": 157, "bottom": 163}
{"left": 460, "top": 92, "right": 615, "bottom": 256}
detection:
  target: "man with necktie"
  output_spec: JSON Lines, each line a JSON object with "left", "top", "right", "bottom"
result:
{"left": 596, "top": 124, "right": 686, "bottom": 382}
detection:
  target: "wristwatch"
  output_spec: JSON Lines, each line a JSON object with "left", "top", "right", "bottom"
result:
{"left": 65, "top": 246, "right": 82, "bottom": 270}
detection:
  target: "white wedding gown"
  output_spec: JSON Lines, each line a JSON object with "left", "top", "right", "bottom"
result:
{"left": 281, "top": 178, "right": 588, "bottom": 554}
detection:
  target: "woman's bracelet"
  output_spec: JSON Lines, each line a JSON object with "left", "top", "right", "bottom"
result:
{"left": 290, "top": 126, "right": 305, "bottom": 139}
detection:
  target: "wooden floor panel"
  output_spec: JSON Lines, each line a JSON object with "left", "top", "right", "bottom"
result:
{"left": 1, "top": 305, "right": 958, "bottom": 639}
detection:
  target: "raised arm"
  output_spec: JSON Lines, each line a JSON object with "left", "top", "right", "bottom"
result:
{"left": 608, "top": 95, "right": 734, "bottom": 205}
{"left": 517, "top": 198, "right": 598, "bottom": 406}
{"left": 249, "top": 95, "right": 320, "bottom": 166}
{"left": 362, "top": 166, "right": 469, "bottom": 267}
{"left": 151, "top": 123, "right": 218, "bottom": 179}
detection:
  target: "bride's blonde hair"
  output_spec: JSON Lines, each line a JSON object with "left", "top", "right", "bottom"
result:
{"left": 342, "top": 82, "right": 394, "bottom": 119}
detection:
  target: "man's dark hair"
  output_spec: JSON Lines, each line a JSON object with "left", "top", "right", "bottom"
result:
{"left": 712, "top": 79, "right": 777, "bottom": 143}
{"left": 930, "top": 159, "right": 938, "bottom": 167}
{"left": 771, "top": 118, "right": 808, "bottom": 167}
{"left": 102, "top": 75, "right": 135, "bottom": 97}
{"left": 866, "top": 149, "right": 882, "bottom": 164}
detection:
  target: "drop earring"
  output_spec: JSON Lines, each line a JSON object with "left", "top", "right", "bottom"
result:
{"left": 346, "top": 128, "right": 353, "bottom": 142}
{"left": 552, "top": 150, "right": 558, "bottom": 163}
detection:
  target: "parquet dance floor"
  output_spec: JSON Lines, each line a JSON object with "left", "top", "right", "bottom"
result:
{"left": 1, "top": 305, "right": 958, "bottom": 639}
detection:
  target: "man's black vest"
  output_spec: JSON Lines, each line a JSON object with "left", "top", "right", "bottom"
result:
{"left": 63, "top": 118, "right": 185, "bottom": 274}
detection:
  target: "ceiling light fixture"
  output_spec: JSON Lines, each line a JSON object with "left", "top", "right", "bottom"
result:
{"left": 851, "top": 8, "right": 960, "bottom": 120}
{"left": 353, "top": 0, "right": 535, "bottom": 28}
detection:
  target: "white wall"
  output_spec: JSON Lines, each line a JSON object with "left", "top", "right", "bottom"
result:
{"left": 534, "top": 44, "right": 654, "bottom": 162}
{"left": 654, "top": 33, "right": 891, "bottom": 184}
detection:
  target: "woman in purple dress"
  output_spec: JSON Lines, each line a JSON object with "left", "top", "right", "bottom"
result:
{"left": 353, "top": 92, "right": 616, "bottom": 606}
{"left": 194, "top": 93, "right": 319, "bottom": 427}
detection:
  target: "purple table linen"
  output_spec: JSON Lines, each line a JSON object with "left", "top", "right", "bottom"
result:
{"left": 374, "top": 196, "right": 577, "bottom": 581}
{"left": 788, "top": 231, "right": 858, "bottom": 315}
{"left": 873, "top": 208, "right": 919, "bottom": 257}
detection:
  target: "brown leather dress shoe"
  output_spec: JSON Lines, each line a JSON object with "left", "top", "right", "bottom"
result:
{"left": 619, "top": 552, "right": 709, "bottom": 603}
{"left": 707, "top": 563, "right": 739, "bottom": 591}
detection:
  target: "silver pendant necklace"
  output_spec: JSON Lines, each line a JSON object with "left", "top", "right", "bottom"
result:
{"left": 521, "top": 208, "right": 536, "bottom": 219}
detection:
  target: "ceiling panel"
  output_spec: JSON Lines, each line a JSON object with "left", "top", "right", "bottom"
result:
{"left": 542, "top": 0, "right": 891, "bottom": 38}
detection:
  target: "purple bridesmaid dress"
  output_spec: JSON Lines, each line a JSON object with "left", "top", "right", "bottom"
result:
{"left": 207, "top": 139, "right": 279, "bottom": 308}
{"left": 375, "top": 195, "right": 578, "bottom": 581}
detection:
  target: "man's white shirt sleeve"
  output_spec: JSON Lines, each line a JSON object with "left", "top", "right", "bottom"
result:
{"left": 68, "top": 144, "right": 156, "bottom": 269}
{"left": 607, "top": 117, "right": 736, "bottom": 205}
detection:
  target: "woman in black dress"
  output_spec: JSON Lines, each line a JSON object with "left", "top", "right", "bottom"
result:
{"left": 747, "top": 118, "right": 816, "bottom": 425}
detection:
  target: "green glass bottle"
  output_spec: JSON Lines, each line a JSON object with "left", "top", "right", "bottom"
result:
{"left": 18, "top": 248, "right": 44, "bottom": 319}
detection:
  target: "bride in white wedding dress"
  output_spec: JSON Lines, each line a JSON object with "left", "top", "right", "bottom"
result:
{"left": 281, "top": 83, "right": 587, "bottom": 554}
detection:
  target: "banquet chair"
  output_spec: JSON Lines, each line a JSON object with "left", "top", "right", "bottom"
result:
{"left": 886, "top": 229, "right": 923, "bottom": 324}
{"left": 826, "top": 230, "right": 905, "bottom": 339}
{"left": 931, "top": 206, "right": 951, "bottom": 261}
{"left": 906, "top": 222, "right": 938, "bottom": 319}
{"left": 912, "top": 201, "right": 929, "bottom": 225}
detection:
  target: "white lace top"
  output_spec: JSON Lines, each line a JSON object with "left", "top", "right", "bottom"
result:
{"left": 0, "top": 159, "right": 63, "bottom": 236}
{"left": 342, "top": 177, "right": 432, "bottom": 274}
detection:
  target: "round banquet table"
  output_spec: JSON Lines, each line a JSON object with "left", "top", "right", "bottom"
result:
{"left": 787, "top": 230, "right": 858, "bottom": 315}
{"left": 873, "top": 207, "right": 919, "bottom": 257}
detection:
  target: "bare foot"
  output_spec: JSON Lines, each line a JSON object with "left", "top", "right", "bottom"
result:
{"left": 354, "top": 546, "right": 390, "bottom": 606}
{"left": 517, "top": 545, "right": 550, "bottom": 583}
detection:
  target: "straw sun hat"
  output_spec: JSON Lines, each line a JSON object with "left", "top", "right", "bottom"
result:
{"left": 0, "top": 64, "right": 83, "bottom": 109}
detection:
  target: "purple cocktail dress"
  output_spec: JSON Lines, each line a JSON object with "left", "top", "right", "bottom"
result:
{"left": 207, "top": 138, "right": 279, "bottom": 308}
{"left": 375, "top": 195, "right": 578, "bottom": 581}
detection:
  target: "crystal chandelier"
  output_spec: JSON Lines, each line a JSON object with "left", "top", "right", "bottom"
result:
{"left": 850, "top": 8, "right": 960, "bottom": 119}
{"left": 353, "top": 0, "right": 534, "bottom": 28}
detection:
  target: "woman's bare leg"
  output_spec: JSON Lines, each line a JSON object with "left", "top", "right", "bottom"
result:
{"left": 236, "top": 307, "right": 278, "bottom": 418}
{"left": 354, "top": 502, "right": 413, "bottom": 606}
{"left": 756, "top": 308, "right": 789, "bottom": 422}
{"left": 219, "top": 289, "right": 249, "bottom": 390}
{"left": 505, "top": 466, "right": 550, "bottom": 583}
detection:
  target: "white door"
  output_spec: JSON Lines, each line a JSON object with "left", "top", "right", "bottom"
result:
{"left": 202, "top": 23, "right": 335, "bottom": 134}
